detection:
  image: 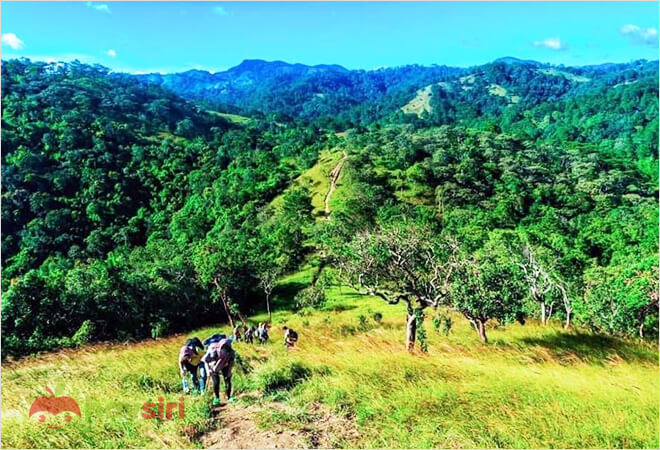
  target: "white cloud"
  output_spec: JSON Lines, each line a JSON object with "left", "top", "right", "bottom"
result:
{"left": 213, "top": 6, "right": 228, "bottom": 16}
{"left": 533, "top": 37, "right": 567, "bottom": 51}
{"left": 86, "top": 2, "right": 111, "bottom": 13}
{"left": 1, "top": 33, "right": 25, "bottom": 50}
{"left": 620, "top": 24, "right": 658, "bottom": 47}
{"left": 106, "top": 49, "right": 117, "bottom": 58}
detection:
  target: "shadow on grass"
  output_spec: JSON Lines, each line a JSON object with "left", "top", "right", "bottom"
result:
{"left": 272, "top": 281, "right": 307, "bottom": 310}
{"left": 518, "top": 331, "right": 658, "bottom": 366}
{"left": 322, "top": 304, "right": 357, "bottom": 312}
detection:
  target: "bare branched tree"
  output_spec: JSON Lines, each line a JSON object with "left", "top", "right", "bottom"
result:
{"left": 256, "top": 266, "right": 281, "bottom": 321}
{"left": 516, "top": 242, "right": 572, "bottom": 327}
{"left": 337, "top": 222, "right": 458, "bottom": 352}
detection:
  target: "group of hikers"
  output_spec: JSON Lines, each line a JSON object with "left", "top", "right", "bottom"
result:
{"left": 178, "top": 323, "right": 298, "bottom": 406}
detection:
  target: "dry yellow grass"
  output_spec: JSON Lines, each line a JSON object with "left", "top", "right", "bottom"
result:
{"left": 2, "top": 272, "right": 658, "bottom": 448}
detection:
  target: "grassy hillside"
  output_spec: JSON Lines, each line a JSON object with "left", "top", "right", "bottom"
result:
{"left": 401, "top": 84, "right": 435, "bottom": 117}
{"left": 271, "top": 149, "right": 347, "bottom": 218}
{"left": 2, "top": 268, "right": 658, "bottom": 449}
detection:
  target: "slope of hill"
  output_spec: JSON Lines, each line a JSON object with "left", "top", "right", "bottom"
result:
{"left": 2, "top": 57, "right": 658, "bottom": 358}
{"left": 1, "top": 55, "right": 658, "bottom": 449}
{"left": 2, "top": 272, "right": 658, "bottom": 448}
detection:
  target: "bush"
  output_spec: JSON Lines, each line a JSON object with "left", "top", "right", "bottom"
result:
{"left": 372, "top": 312, "right": 383, "bottom": 324}
{"left": 294, "top": 285, "right": 327, "bottom": 310}
{"left": 151, "top": 319, "right": 169, "bottom": 340}
{"left": 72, "top": 320, "right": 95, "bottom": 347}
{"left": 432, "top": 313, "right": 453, "bottom": 336}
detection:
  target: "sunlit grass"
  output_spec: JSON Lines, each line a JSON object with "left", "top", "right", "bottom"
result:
{"left": 2, "top": 273, "right": 658, "bottom": 448}
{"left": 270, "top": 149, "right": 345, "bottom": 218}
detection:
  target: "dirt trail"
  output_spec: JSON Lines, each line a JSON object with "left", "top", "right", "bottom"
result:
{"left": 324, "top": 151, "right": 348, "bottom": 217}
{"left": 201, "top": 399, "right": 358, "bottom": 449}
{"left": 202, "top": 403, "right": 305, "bottom": 449}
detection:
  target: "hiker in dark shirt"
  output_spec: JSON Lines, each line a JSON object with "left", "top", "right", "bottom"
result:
{"left": 283, "top": 326, "right": 298, "bottom": 349}
{"left": 232, "top": 325, "right": 242, "bottom": 342}
{"left": 257, "top": 323, "right": 269, "bottom": 344}
{"left": 244, "top": 326, "right": 256, "bottom": 344}
{"left": 202, "top": 337, "right": 235, "bottom": 406}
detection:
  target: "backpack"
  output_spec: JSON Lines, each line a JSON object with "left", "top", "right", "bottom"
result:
{"left": 288, "top": 330, "right": 298, "bottom": 341}
{"left": 208, "top": 338, "right": 233, "bottom": 354}
{"left": 203, "top": 333, "right": 226, "bottom": 346}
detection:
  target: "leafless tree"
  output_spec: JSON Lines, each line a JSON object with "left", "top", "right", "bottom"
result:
{"left": 517, "top": 243, "right": 571, "bottom": 327}
{"left": 256, "top": 266, "right": 280, "bottom": 321}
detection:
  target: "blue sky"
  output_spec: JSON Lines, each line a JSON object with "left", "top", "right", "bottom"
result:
{"left": 1, "top": 2, "right": 658, "bottom": 73}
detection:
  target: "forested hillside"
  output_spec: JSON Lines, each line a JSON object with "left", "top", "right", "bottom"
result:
{"left": 1, "top": 57, "right": 658, "bottom": 357}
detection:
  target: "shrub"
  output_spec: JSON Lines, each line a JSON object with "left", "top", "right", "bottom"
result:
{"left": 72, "top": 320, "right": 95, "bottom": 347}
{"left": 294, "top": 285, "right": 327, "bottom": 310}
{"left": 151, "top": 318, "right": 169, "bottom": 340}
{"left": 415, "top": 309, "right": 428, "bottom": 352}
{"left": 372, "top": 312, "right": 383, "bottom": 324}
{"left": 432, "top": 313, "right": 453, "bottom": 336}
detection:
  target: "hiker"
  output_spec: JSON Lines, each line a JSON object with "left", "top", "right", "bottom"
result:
{"left": 178, "top": 337, "right": 205, "bottom": 394}
{"left": 283, "top": 326, "right": 298, "bottom": 349}
{"left": 202, "top": 337, "right": 236, "bottom": 406}
{"left": 244, "top": 326, "right": 255, "bottom": 344}
{"left": 257, "top": 322, "right": 269, "bottom": 344}
{"left": 232, "top": 325, "right": 242, "bottom": 342}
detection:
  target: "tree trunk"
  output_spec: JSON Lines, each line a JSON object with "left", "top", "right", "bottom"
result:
{"left": 639, "top": 321, "right": 644, "bottom": 338}
{"left": 540, "top": 302, "right": 547, "bottom": 325}
{"left": 564, "top": 308, "right": 572, "bottom": 329}
{"left": 236, "top": 309, "right": 247, "bottom": 329}
{"left": 266, "top": 292, "right": 272, "bottom": 321}
{"left": 477, "top": 320, "right": 488, "bottom": 343}
{"left": 312, "top": 260, "right": 326, "bottom": 285}
{"left": 214, "top": 279, "right": 235, "bottom": 328}
{"left": 222, "top": 296, "right": 235, "bottom": 329}
{"left": 405, "top": 313, "right": 417, "bottom": 352}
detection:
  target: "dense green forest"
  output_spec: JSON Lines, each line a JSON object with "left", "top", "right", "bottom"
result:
{"left": 2, "top": 57, "right": 658, "bottom": 356}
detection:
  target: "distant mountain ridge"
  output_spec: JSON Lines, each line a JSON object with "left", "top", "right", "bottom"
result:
{"left": 493, "top": 56, "right": 542, "bottom": 66}
{"left": 132, "top": 57, "right": 656, "bottom": 124}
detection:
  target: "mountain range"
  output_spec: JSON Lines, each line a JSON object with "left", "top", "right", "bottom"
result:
{"left": 135, "top": 57, "right": 657, "bottom": 124}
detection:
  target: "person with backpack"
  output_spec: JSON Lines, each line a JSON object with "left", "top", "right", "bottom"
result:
{"left": 244, "top": 326, "right": 255, "bottom": 344}
{"left": 178, "top": 337, "right": 205, "bottom": 394}
{"left": 257, "top": 322, "right": 269, "bottom": 344}
{"left": 202, "top": 336, "right": 236, "bottom": 406}
{"left": 232, "top": 325, "right": 242, "bottom": 342}
{"left": 283, "top": 326, "right": 298, "bottom": 349}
